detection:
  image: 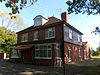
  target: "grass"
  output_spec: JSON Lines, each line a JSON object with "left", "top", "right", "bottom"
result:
{"left": 91, "top": 55, "right": 100, "bottom": 59}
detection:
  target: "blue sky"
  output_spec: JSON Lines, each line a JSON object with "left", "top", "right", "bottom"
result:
{"left": 0, "top": 0, "right": 100, "bottom": 50}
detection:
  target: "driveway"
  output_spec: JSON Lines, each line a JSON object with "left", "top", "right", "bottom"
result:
{"left": 0, "top": 59, "right": 100, "bottom": 75}
{"left": 0, "top": 60, "right": 62, "bottom": 75}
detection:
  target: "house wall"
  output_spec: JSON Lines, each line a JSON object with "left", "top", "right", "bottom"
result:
{"left": 82, "top": 42, "right": 90, "bottom": 60}
{"left": 38, "top": 28, "right": 45, "bottom": 40}
{"left": 64, "top": 43, "right": 84, "bottom": 64}
{"left": 64, "top": 25, "right": 82, "bottom": 45}
{"left": 17, "top": 23, "right": 63, "bottom": 44}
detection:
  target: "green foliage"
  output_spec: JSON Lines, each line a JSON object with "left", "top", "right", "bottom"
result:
{"left": 0, "top": 0, "right": 37, "bottom": 14}
{"left": 91, "top": 47, "right": 100, "bottom": 56}
{"left": 0, "top": 27, "right": 17, "bottom": 56}
{"left": 91, "top": 27, "right": 100, "bottom": 35}
{"left": 66, "top": 0, "right": 100, "bottom": 15}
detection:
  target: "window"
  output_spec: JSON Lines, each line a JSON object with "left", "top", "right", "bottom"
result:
{"left": 69, "top": 29, "right": 72, "bottom": 39}
{"left": 68, "top": 47, "right": 72, "bottom": 62}
{"left": 77, "top": 35, "right": 81, "bottom": 42}
{"left": 34, "top": 31, "right": 38, "bottom": 40}
{"left": 34, "top": 16, "right": 42, "bottom": 26}
{"left": 11, "top": 49, "right": 21, "bottom": 58}
{"left": 35, "top": 44, "right": 52, "bottom": 59}
{"left": 56, "top": 44, "right": 60, "bottom": 57}
{"left": 79, "top": 48, "right": 81, "bottom": 57}
{"left": 45, "top": 27, "right": 55, "bottom": 39}
{"left": 21, "top": 33, "right": 28, "bottom": 42}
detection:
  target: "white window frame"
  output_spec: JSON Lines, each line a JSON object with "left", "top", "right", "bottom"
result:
{"left": 35, "top": 44, "right": 52, "bottom": 59}
{"left": 78, "top": 35, "right": 81, "bottom": 42}
{"left": 21, "top": 33, "right": 28, "bottom": 42}
{"left": 34, "top": 31, "right": 38, "bottom": 40}
{"left": 68, "top": 47, "right": 72, "bottom": 62}
{"left": 69, "top": 29, "right": 72, "bottom": 39}
{"left": 45, "top": 27, "right": 55, "bottom": 39}
{"left": 56, "top": 44, "right": 60, "bottom": 58}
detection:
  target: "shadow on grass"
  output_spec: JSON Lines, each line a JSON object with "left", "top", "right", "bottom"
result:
{"left": 66, "top": 64, "right": 100, "bottom": 75}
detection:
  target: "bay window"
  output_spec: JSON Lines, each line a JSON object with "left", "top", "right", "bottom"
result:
{"left": 35, "top": 44, "right": 52, "bottom": 59}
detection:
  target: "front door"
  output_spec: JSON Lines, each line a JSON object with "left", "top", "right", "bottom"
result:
{"left": 21, "top": 50, "right": 33, "bottom": 62}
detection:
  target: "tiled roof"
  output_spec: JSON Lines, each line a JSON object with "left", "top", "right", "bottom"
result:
{"left": 44, "top": 16, "right": 61, "bottom": 25}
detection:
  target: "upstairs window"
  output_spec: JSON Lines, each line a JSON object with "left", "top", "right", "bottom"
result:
{"left": 34, "top": 31, "right": 38, "bottom": 40}
{"left": 69, "top": 29, "right": 72, "bottom": 39}
{"left": 45, "top": 27, "right": 55, "bottom": 39}
{"left": 34, "top": 16, "right": 42, "bottom": 26}
{"left": 77, "top": 35, "right": 81, "bottom": 42}
{"left": 21, "top": 33, "right": 28, "bottom": 42}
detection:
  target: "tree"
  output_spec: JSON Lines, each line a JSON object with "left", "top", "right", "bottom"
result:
{"left": 0, "top": 0, "right": 37, "bottom": 14}
{"left": 96, "top": 47, "right": 100, "bottom": 55}
{"left": 66, "top": 0, "right": 100, "bottom": 15}
{"left": 0, "top": 11, "right": 25, "bottom": 32}
{"left": 0, "top": 0, "right": 100, "bottom": 15}
{"left": 91, "top": 27, "right": 100, "bottom": 35}
{"left": 91, "top": 47, "right": 100, "bottom": 56}
{"left": 0, "top": 27, "right": 17, "bottom": 57}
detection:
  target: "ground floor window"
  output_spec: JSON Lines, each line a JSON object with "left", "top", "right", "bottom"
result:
{"left": 79, "top": 48, "right": 81, "bottom": 57}
{"left": 56, "top": 44, "right": 60, "bottom": 58}
{"left": 35, "top": 44, "right": 52, "bottom": 58}
{"left": 68, "top": 47, "right": 72, "bottom": 62}
{"left": 11, "top": 49, "right": 21, "bottom": 58}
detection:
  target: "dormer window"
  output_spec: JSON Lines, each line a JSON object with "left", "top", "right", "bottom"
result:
{"left": 34, "top": 16, "right": 42, "bottom": 26}
{"left": 33, "top": 15, "right": 48, "bottom": 27}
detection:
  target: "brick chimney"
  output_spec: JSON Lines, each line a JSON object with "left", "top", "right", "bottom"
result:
{"left": 61, "top": 12, "right": 68, "bottom": 23}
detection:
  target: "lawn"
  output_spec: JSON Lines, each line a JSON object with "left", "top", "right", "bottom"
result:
{"left": 91, "top": 55, "right": 100, "bottom": 58}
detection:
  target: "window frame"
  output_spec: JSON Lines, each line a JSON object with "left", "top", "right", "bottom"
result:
{"left": 69, "top": 29, "right": 73, "bottom": 39}
{"left": 77, "top": 34, "right": 81, "bottom": 42}
{"left": 45, "top": 27, "right": 55, "bottom": 39}
{"left": 21, "top": 33, "right": 28, "bottom": 42}
{"left": 35, "top": 44, "right": 52, "bottom": 59}
{"left": 34, "top": 31, "right": 38, "bottom": 40}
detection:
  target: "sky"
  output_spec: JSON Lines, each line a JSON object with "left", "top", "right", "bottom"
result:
{"left": 0, "top": 0, "right": 100, "bottom": 50}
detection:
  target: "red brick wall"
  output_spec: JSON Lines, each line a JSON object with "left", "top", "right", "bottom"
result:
{"left": 82, "top": 42, "right": 90, "bottom": 60}
{"left": 64, "top": 43, "right": 83, "bottom": 63}
{"left": 52, "top": 44, "right": 56, "bottom": 66}
{"left": 0, "top": 53, "right": 4, "bottom": 60}
{"left": 28, "top": 31, "right": 34, "bottom": 42}
{"left": 55, "top": 25, "right": 62, "bottom": 41}
{"left": 38, "top": 29, "right": 45, "bottom": 40}
{"left": 34, "top": 59, "right": 52, "bottom": 65}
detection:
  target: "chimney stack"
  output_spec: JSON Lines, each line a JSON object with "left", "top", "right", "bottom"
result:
{"left": 61, "top": 12, "right": 68, "bottom": 23}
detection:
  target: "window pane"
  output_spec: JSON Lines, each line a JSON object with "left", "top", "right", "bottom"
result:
{"left": 48, "top": 50, "right": 52, "bottom": 57}
{"left": 34, "top": 31, "right": 38, "bottom": 40}
{"left": 48, "top": 45, "right": 51, "bottom": 49}
{"left": 69, "top": 29, "right": 72, "bottom": 39}
{"left": 36, "top": 51, "right": 39, "bottom": 57}
{"left": 45, "top": 27, "right": 55, "bottom": 39}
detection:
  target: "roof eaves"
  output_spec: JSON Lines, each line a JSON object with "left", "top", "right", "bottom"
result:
{"left": 67, "top": 23, "right": 83, "bottom": 35}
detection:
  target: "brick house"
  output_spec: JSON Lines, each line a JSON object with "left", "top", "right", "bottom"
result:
{"left": 10, "top": 12, "right": 84, "bottom": 66}
{"left": 82, "top": 42, "right": 90, "bottom": 60}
